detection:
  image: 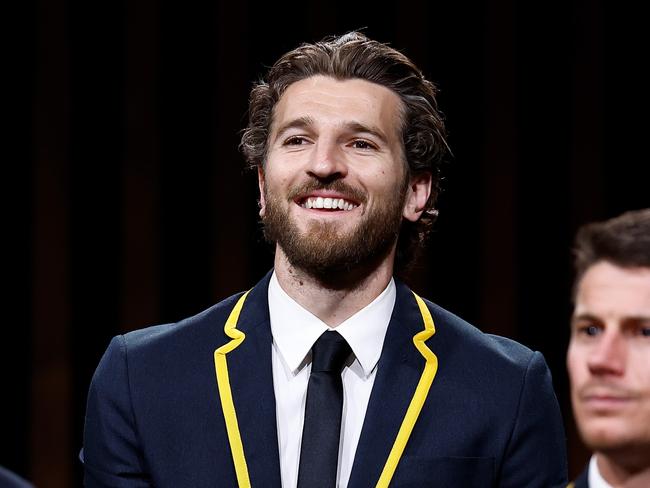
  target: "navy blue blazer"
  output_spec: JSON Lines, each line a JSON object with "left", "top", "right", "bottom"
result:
{"left": 568, "top": 466, "right": 589, "bottom": 488}
{"left": 82, "top": 273, "right": 568, "bottom": 487}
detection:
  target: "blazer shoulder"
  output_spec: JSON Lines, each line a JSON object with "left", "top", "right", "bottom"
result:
{"left": 420, "top": 296, "right": 537, "bottom": 370}
{"left": 120, "top": 271, "right": 274, "bottom": 354}
{"left": 88, "top": 290, "right": 250, "bottom": 397}
{"left": 403, "top": 290, "right": 567, "bottom": 486}
{"left": 120, "top": 291, "right": 247, "bottom": 351}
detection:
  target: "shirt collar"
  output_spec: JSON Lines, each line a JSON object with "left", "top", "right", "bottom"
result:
{"left": 268, "top": 271, "right": 396, "bottom": 377}
{"left": 589, "top": 455, "right": 614, "bottom": 488}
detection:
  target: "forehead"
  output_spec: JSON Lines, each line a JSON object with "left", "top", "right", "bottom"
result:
{"left": 271, "top": 75, "right": 404, "bottom": 137}
{"left": 574, "top": 261, "right": 650, "bottom": 318}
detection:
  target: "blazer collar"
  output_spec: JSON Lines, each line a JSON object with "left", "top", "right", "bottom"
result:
{"left": 347, "top": 278, "right": 430, "bottom": 487}
{"left": 220, "top": 271, "right": 282, "bottom": 486}
{"left": 219, "top": 273, "right": 432, "bottom": 488}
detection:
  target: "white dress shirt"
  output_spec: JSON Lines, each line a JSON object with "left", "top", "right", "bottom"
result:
{"left": 589, "top": 455, "right": 613, "bottom": 488}
{"left": 268, "top": 272, "right": 396, "bottom": 488}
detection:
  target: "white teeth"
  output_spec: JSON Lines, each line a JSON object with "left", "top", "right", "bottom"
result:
{"left": 300, "top": 197, "right": 358, "bottom": 210}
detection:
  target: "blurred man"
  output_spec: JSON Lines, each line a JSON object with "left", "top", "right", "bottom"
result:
{"left": 82, "top": 32, "right": 567, "bottom": 487}
{"left": 567, "top": 209, "right": 650, "bottom": 487}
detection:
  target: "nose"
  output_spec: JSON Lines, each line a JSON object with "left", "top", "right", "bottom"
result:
{"left": 587, "top": 330, "right": 626, "bottom": 376}
{"left": 306, "top": 139, "right": 348, "bottom": 181}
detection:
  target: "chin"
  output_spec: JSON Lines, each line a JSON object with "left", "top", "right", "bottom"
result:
{"left": 579, "top": 421, "right": 643, "bottom": 452}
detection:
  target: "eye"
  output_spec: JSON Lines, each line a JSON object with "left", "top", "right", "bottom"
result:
{"left": 283, "top": 136, "right": 309, "bottom": 146}
{"left": 584, "top": 325, "right": 601, "bottom": 336}
{"left": 624, "top": 320, "right": 650, "bottom": 337}
{"left": 350, "top": 139, "right": 377, "bottom": 150}
{"left": 574, "top": 323, "right": 602, "bottom": 337}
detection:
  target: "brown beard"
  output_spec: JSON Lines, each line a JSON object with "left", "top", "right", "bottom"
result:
{"left": 261, "top": 178, "right": 408, "bottom": 279}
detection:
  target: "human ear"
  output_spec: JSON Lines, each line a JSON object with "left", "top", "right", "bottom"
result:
{"left": 402, "top": 172, "right": 432, "bottom": 222}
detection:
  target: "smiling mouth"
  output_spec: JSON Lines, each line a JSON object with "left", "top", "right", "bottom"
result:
{"left": 299, "top": 196, "right": 359, "bottom": 211}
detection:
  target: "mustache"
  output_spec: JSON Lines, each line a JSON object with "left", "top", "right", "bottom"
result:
{"left": 577, "top": 382, "right": 642, "bottom": 400}
{"left": 286, "top": 180, "right": 367, "bottom": 204}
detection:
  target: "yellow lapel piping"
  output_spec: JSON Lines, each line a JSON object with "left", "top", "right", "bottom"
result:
{"left": 214, "top": 291, "right": 251, "bottom": 488}
{"left": 213, "top": 289, "right": 437, "bottom": 488}
{"left": 375, "top": 291, "right": 438, "bottom": 488}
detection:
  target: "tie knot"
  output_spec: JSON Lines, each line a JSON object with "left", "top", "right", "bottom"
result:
{"left": 311, "top": 331, "right": 351, "bottom": 373}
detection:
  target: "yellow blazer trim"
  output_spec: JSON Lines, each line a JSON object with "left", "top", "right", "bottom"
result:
{"left": 214, "top": 289, "right": 438, "bottom": 488}
{"left": 214, "top": 291, "right": 251, "bottom": 488}
{"left": 375, "top": 291, "right": 438, "bottom": 488}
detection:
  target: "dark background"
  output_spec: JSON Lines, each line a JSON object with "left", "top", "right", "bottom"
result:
{"left": 6, "top": 0, "right": 648, "bottom": 486}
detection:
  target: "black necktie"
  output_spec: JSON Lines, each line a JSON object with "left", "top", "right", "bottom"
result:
{"left": 297, "top": 331, "right": 352, "bottom": 488}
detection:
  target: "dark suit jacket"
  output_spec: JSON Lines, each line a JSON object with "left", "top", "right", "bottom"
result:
{"left": 82, "top": 273, "right": 568, "bottom": 487}
{"left": 0, "top": 466, "right": 34, "bottom": 488}
{"left": 569, "top": 466, "right": 589, "bottom": 488}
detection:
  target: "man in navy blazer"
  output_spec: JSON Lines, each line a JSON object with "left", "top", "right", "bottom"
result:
{"left": 567, "top": 210, "right": 650, "bottom": 488}
{"left": 83, "top": 32, "right": 568, "bottom": 487}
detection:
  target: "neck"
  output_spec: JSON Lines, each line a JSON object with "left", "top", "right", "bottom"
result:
{"left": 597, "top": 451, "right": 650, "bottom": 488}
{"left": 273, "top": 246, "right": 395, "bottom": 327}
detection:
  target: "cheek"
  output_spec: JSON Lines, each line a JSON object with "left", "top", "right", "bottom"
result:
{"left": 373, "top": 171, "right": 406, "bottom": 197}
{"left": 631, "top": 357, "right": 650, "bottom": 394}
{"left": 263, "top": 172, "right": 289, "bottom": 195}
{"left": 567, "top": 348, "right": 586, "bottom": 385}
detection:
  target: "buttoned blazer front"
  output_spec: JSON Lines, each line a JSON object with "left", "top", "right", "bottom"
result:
{"left": 82, "top": 272, "right": 568, "bottom": 487}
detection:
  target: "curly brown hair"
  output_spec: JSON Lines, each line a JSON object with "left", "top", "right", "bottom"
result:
{"left": 240, "top": 32, "right": 451, "bottom": 271}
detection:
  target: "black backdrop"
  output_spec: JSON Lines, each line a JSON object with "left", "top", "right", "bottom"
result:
{"left": 6, "top": 0, "right": 649, "bottom": 486}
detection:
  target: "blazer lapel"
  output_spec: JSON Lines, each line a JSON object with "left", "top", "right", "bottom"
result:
{"left": 347, "top": 281, "right": 430, "bottom": 487}
{"left": 217, "top": 273, "right": 282, "bottom": 486}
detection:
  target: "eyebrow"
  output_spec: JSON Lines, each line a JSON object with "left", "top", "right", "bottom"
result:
{"left": 343, "top": 121, "right": 390, "bottom": 144}
{"left": 570, "top": 313, "right": 602, "bottom": 326}
{"left": 571, "top": 313, "right": 650, "bottom": 326}
{"left": 624, "top": 316, "right": 650, "bottom": 325}
{"left": 272, "top": 117, "right": 391, "bottom": 145}
{"left": 272, "top": 116, "right": 314, "bottom": 143}
{"left": 572, "top": 313, "right": 599, "bottom": 321}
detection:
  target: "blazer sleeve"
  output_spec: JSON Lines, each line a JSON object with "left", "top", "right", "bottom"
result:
{"left": 82, "top": 335, "right": 153, "bottom": 487}
{"left": 499, "top": 351, "right": 568, "bottom": 487}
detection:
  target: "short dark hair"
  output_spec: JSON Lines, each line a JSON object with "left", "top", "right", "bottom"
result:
{"left": 240, "top": 31, "right": 451, "bottom": 271}
{"left": 573, "top": 208, "right": 650, "bottom": 291}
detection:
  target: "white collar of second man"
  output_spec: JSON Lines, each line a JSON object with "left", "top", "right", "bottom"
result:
{"left": 268, "top": 271, "right": 396, "bottom": 377}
